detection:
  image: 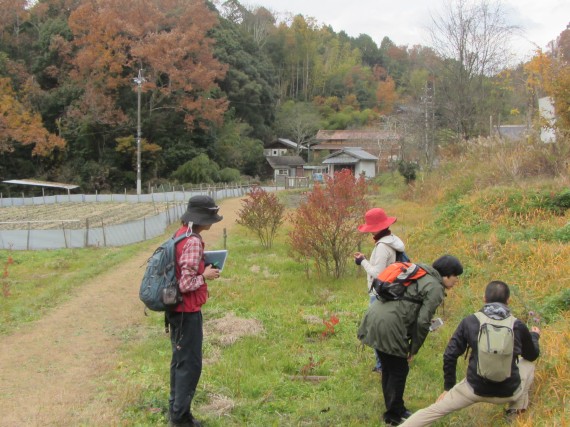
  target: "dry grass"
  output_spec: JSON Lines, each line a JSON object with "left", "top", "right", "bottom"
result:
{"left": 394, "top": 138, "right": 570, "bottom": 426}
{"left": 205, "top": 312, "right": 265, "bottom": 347}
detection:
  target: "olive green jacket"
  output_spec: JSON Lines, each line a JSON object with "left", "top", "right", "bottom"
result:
{"left": 357, "top": 264, "right": 445, "bottom": 358}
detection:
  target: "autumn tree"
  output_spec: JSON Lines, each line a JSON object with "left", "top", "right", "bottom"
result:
{"left": 375, "top": 66, "right": 399, "bottom": 114}
{"left": 56, "top": 0, "right": 229, "bottom": 189}
{"left": 0, "top": 77, "right": 65, "bottom": 156}
{"left": 430, "top": 0, "right": 518, "bottom": 138}
{"left": 68, "top": 0, "right": 227, "bottom": 130}
{"left": 289, "top": 169, "right": 369, "bottom": 278}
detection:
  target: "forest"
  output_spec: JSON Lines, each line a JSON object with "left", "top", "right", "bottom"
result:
{"left": 0, "top": 0, "right": 568, "bottom": 193}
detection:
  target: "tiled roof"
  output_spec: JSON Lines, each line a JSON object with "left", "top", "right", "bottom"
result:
{"left": 266, "top": 156, "right": 306, "bottom": 168}
{"left": 322, "top": 147, "right": 378, "bottom": 164}
{"left": 315, "top": 129, "right": 401, "bottom": 141}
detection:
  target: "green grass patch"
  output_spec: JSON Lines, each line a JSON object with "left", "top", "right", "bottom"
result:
{"left": 0, "top": 239, "right": 153, "bottom": 335}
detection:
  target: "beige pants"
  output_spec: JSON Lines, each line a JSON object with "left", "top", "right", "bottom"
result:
{"left": 400, "top": 359, "right": 535, "bottom": 427}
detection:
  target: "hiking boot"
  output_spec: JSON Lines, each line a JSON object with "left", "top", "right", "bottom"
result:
{"left": 383, "top": 410, "right": 413, "bottom": 426}
{"left": 169, "top": 415, "right": 203, "bottom": 427}
{"left": 384, "top": 417, "right": 403, "bottom": 426}
{"left": 372, "top": 366, "right": 382, "bottom": 373}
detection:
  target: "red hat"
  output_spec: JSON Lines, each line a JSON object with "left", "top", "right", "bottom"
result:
{"left": 357, "top": 208, "right": 397, "bottom": 233}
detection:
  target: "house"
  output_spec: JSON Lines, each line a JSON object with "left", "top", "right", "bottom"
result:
{"left": 321, "top": 147, "right": 378, "bottom": 179}
{"left": 265, "top": 155, "right": 306, "bottom": 183}
{"left": 263, "top": 138, "right": 305, "bottom": 157}
{"left": 263, "top": 138, "right": 306, "bottom": 182}
{"left": 539, "top": 97, "right": 556, "bottom": 143}
{"left": 313, "top": 129, "right": 402, "bottom": 169}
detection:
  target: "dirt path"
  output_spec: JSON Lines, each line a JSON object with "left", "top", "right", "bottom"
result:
{"left": 0, "top": 197, "right": 242, "bottom": 427}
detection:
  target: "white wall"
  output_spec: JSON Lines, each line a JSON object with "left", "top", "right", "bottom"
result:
{"left": 355, "top": 161, "right": 376, "bottom": 178}
{"left": 539, "top": 97, "right": 556, "bottom": 143}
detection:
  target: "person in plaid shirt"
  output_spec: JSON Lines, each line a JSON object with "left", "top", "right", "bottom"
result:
{"left": 167, "top": 195, "right": 223, "bottom": 427}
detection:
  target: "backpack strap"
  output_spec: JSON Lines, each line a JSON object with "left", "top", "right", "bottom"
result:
{"left": 401, "top": 268, "right": 425, "bottom": 304}
{"left": 164, "top": 230, "right": 199, "bottom": 334}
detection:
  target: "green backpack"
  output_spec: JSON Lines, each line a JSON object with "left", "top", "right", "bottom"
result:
{"left": 474, "top": 312, "right": 516, "bottom": 382}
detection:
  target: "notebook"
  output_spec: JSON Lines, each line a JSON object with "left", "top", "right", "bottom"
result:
{"left": 204, "top": 250, "right": 228, "bottom": 272}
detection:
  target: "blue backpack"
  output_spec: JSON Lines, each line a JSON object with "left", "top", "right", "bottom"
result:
{"left": 139, "top": 231, "right": 195, "bottom": 312}
{"left": 395, "top": 250, "right": 410, "bottom": 262}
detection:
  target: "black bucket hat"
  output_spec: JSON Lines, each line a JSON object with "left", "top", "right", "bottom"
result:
{"left": 181, "top": 195, "right": 223, "bottom": 225}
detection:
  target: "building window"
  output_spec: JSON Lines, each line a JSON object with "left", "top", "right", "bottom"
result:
{"left": 277, "top": 169, "right": 289, "bottom": 175}
{"left": 273, "top": 150, "right": 278, "bottom": 155}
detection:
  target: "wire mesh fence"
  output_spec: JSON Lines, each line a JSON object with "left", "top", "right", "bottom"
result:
{"left": 0, "top": 183, "right": 286, "bottom": 250}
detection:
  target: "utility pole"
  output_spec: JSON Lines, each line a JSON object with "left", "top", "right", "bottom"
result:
{"left": 133, "top": 69, "right": 145, "bottom": 195}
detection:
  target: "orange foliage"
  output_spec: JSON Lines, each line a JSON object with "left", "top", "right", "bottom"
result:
{"left": 376, "top": 76, "right": 398, "bottom": 115}
{"left": 67, "top": 0, "right": 228, "bottom": 130}
{"left": 525, "top": 43, "right": 570, "bottom": 131}
{"left": 0, "top": 78, "right": 66, "bottom": 156}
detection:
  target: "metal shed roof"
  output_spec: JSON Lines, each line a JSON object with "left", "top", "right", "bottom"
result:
{"left": 3, "top": 179, "right": 79, "bottom": 191}
{"left": 266, "top": 156, "right": 306, "bottom": 168}
{"left": 323, "top": 147, "right": 378, "bottom": 162}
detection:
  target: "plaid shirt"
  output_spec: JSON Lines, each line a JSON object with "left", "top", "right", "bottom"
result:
{"left": 178, "top": 235, "right": 205, "bottom": 293}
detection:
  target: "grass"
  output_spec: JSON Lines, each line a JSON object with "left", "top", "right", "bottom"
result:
{"left": 105, "top": 180, "right": 568, "bottom": 426}
{"left": 0, "top": 240, "right": 156, "bottom": 335}
{"left": 2, "top": 151, "right": 569, "bottom": 426}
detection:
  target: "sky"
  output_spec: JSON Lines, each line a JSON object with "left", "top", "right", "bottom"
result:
{"left": 245, "top": 0, "right": 569, "bottom": 63}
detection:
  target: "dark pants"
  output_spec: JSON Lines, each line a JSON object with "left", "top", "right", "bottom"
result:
{"left": 378, "top": 351, "right": 410, "bottom": 421}
{"left": 167, "top": 311, "right": 203, "bottom": 424}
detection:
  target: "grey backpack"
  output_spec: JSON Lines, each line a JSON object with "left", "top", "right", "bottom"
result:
{"left": 474, "top": 312, "right": 516, "bottom": 382}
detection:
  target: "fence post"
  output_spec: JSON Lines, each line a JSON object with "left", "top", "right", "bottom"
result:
{"left": 85, "top": 218, "right": 89, "bottom": 248}
{"left": 62, "top": 221, "right": 68, "bottom": 248}
{"left": 166, "top": 200, "right": 171, "bottom": 225}
{"left": 102, "top": 220, "right": 107, "bottom": 247}
{"left": 143, "top": 217, "right": 146, "bottom": 241}
{"left": 27, "top": 222, "right": 31, "bottom": 250}
{"left": 223, "top": 227, "right": 227, "bottom": 250}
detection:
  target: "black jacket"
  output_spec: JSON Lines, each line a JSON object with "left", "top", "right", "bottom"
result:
{"left": 443, "top": 304, "right": 540, "bottom": 397}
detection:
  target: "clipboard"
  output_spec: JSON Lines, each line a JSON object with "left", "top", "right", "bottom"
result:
{"left": 204, "top": 250, "right": 228, "bottom": 272}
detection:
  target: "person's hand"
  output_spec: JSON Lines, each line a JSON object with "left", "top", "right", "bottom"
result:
{"left": 203, "top": 265, "right": 220, "bottom": 280}
{"left": 436, "top": 391, "right": 447, "bottom": 402}
{"left": 531, "top": 326, "right": 541, "bottom": 335}
{"left": 354, "top": 252, "right": 366, "bottom": 265}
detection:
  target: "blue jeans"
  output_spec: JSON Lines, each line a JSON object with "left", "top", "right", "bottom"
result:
{"left": 167, "top": 311, "right": 203, "bottom": 424}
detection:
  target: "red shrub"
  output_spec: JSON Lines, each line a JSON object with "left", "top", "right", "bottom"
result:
{"left": 289, "top": 169, "right": 369, "bottom": 278}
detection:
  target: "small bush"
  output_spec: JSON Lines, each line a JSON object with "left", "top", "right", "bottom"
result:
{"left": 219, "top": 168, "right": 241, "bottom": 183}
{"left": 236, "top": 187, "right": 285, "bottom": 249}
{"left": 172, "top": 154, "right": 220, "bottom": 183}
{"left": 398, "top": 160, "right": 419, "bottom": 184}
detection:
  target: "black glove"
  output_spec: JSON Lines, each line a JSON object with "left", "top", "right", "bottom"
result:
{"left": 355, "top": 257, "right": 364, "bottom": 265}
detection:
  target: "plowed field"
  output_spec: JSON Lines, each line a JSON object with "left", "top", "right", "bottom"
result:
{"left": 0, "top": 202, "right": 172, "bottom": 229}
